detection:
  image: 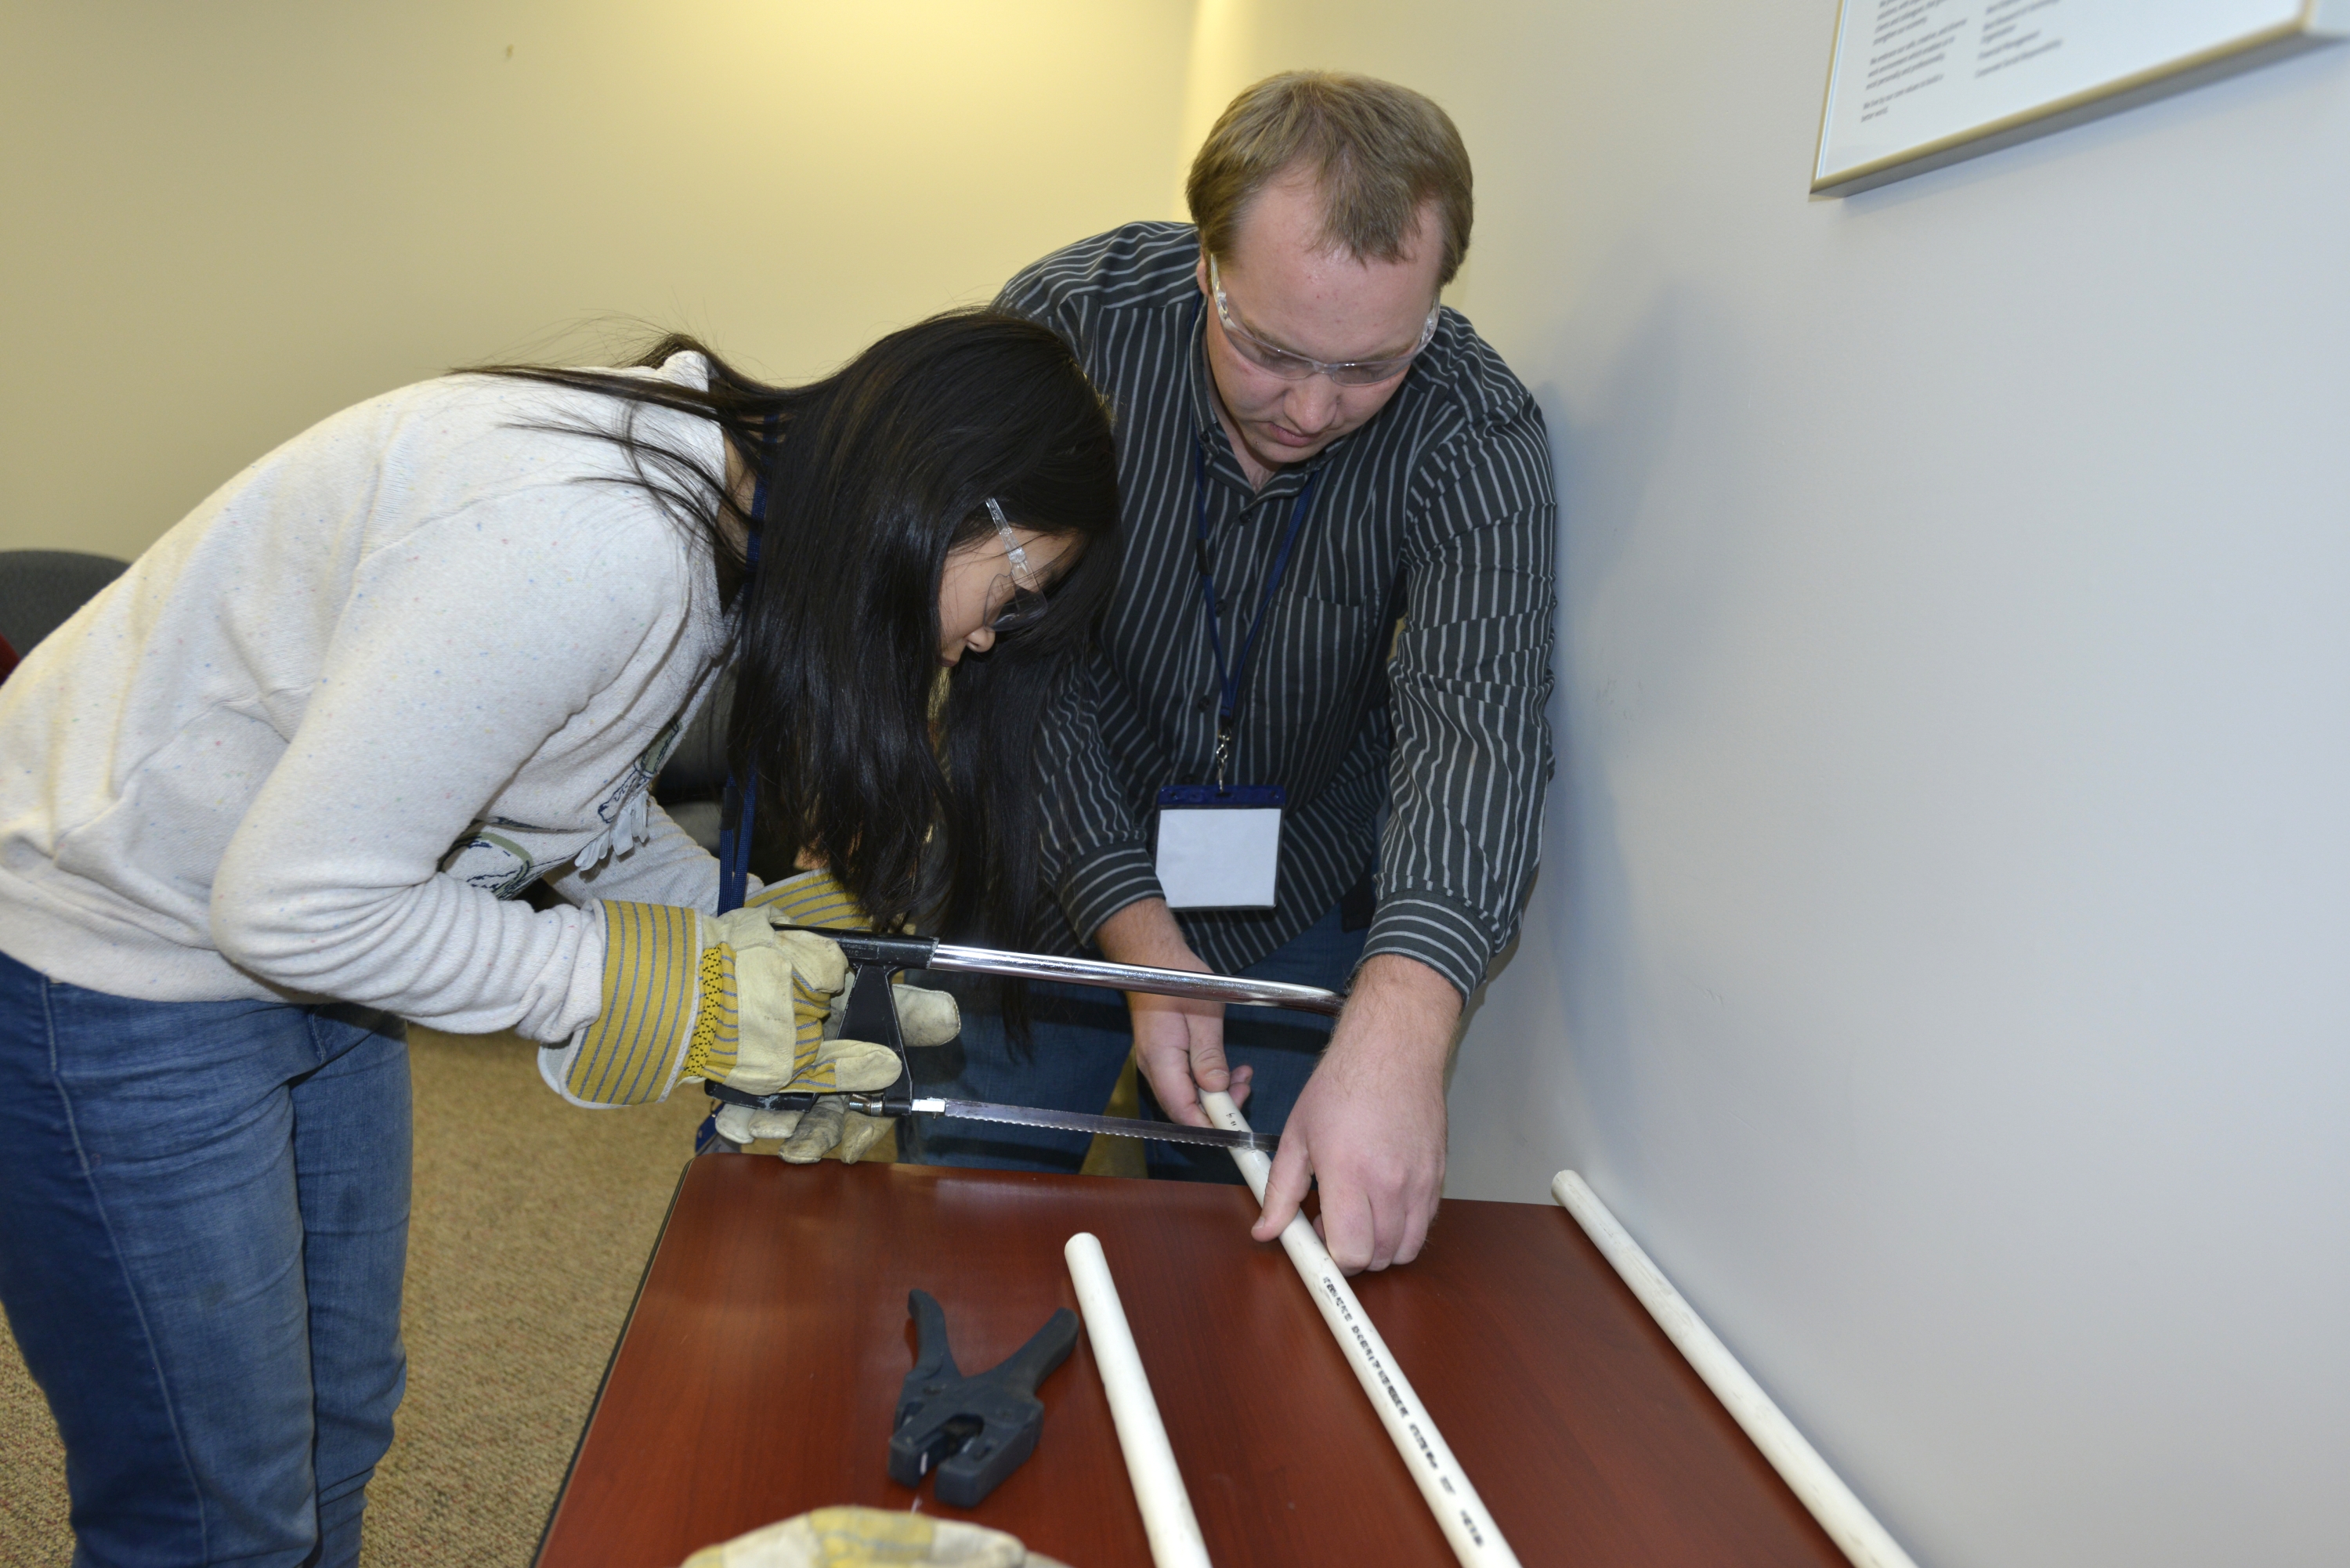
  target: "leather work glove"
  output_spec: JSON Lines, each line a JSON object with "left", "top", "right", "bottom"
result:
{"left": 548, "top": 870, "right": 906, "bottom": 1109}
{"left": 711, "top": 960, "right": 963, "bottom": 1164}
{"left": 679, "top": 1506, "right": 1068, "bottom": 1568}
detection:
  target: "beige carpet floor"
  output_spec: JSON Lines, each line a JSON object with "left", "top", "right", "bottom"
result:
{"left": 0, "top": 1027, "right": 708, "bottom": 1566}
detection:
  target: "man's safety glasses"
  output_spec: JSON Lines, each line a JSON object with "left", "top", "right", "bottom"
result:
{"left": 984, "top": 497, "right": 1051, "bottom": 632}
{"left": 1208, "top": 255, "right": 1439, "bottom": 387}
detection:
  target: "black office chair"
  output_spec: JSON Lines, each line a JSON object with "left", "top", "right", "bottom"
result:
{"left": 0, "top": 550, "right": 130, "bottom": 662}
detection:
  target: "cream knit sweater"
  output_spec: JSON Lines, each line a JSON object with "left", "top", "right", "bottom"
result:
{"left": 0, "top": 355, "right": 742, "bottom": 1043}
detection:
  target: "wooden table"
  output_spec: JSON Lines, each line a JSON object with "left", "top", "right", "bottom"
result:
{"left": 537, "top": 1158, "right": 1846, "bottom": 1567}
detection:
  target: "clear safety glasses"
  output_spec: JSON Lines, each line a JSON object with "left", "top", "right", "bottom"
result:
{"left": 1208, "top": 254, "right": 1439, "bottom": 387}
{"left": 984, "top": 497, "right": 1051, "bottom": 633}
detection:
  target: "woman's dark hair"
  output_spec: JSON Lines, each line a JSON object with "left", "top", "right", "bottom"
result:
{"left": 475, "top": 311, "right": 1120, "bottom": 965}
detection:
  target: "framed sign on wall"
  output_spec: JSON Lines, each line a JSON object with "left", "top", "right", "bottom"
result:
{"left": 1813, "top": 0, "right": 2348, "bottom": 195}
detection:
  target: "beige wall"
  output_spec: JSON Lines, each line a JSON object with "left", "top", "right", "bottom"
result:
{"left": 0, "top": 2, "right": 1192, "bottom": 559}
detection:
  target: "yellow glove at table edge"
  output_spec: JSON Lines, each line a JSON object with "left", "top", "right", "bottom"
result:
{"left": 679, "top": 1504, "right": 1069, "bottom": 1568}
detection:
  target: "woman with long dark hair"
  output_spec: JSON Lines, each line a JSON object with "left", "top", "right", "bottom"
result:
{"left": 0, "top": 310, "right": 1118, "bottom": 1567}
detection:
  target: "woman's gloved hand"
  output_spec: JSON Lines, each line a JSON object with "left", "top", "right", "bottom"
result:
{"left": 680, "top": 1505, "right": 1068, "bottom": 1568}
{"left": 714, "top": 1096, "right": 893, "bottom": 1164}
{"left": 551, "top": 870, "right": 858, "bottom": 1107}
{"left": 553, "top": 897, "right": 847, "bottom": 1107}
{"left": 683, "top": 904, "right": 895, "bottom": 1095}
{"left": 549, "top": 869, "right": 957, "bottom": 1114}
{"left": 736, "top": 869, "right": 961, "bottom": 1095}
{"left": 710, "top": 964, "right": 964, "bottom": 1163}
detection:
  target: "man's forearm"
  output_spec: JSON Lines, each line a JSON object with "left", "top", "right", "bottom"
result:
{"left": 1093, "top": 898, "right": 1206, "bottom": 972}
{"left": 1096, "top": 897, "right": 1236, "bottom": 1116}
{"left": 1096, "top": 908, "right": 1460, "bottom": 1047}
{"left": 1330, "top": 953, "right": 1461, "bottom": 1074}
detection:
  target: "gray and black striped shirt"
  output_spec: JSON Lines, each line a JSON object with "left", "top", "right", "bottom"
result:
{"left": 999, "top": 223, "right": 1556, "bottom": 999}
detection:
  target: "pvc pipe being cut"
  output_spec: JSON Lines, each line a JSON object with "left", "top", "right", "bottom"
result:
{"left": 1551, "top": 1172, "right": 1919, "bottom": 1568}
{"left": 1063, "top": 1233, "right": 1211, "bottom": 1568}
{"left": 1199, "top": 1091, "right": 1520, "bottom": 1568}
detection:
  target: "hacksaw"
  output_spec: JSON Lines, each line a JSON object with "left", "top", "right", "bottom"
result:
{"left": 703, "top": 926, "right": 1346, "bottom": 1151}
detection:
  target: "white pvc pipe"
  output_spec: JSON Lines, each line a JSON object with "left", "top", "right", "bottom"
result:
{"left": 1550, "top": 1171, "right": 1920, "bottom": 1568}
{"left": 1063, "top": 1232, "right": 1213, "bottom": 1568}
{"left": 1199, "top": 1090, "right": 1520, "bottom": 1568}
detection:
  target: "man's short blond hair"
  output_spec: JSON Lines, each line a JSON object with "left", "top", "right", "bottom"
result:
{"left": 1186, "top": 71, "right": 1473, "bottom": 285}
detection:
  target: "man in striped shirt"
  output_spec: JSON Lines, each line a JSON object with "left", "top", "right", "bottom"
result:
{"left": 916, "top": 73, "right": 1555, "bottom": 1273}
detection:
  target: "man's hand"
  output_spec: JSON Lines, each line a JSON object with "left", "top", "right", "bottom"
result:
{"left": 1252, "top": 954, "right": 1460, "bottom": 1273}
{"left": 1094, "top": 898, "right": 1253, "bottom": 1125}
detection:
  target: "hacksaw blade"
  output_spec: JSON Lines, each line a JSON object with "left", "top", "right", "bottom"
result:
{"left": 908, "top": 1097, "right": 1278, "bottom": 1152}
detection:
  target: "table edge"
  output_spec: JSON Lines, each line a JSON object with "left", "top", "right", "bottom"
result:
{"left": 532, "top": 1155, "right": 696, "bottom": 1567}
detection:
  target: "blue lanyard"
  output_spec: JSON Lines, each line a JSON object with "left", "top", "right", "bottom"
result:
{"left": 1190, "top": 438, "right": 1318, "bottom": 788}
{"left": 716, "top": 444, "right": 770, "bottom": 915}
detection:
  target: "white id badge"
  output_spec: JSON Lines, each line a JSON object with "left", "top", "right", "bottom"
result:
{"left": 1154, "top": 785, "right": 1285, "bottom": 909}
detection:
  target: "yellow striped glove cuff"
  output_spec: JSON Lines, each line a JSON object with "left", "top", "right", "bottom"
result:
{"left": 746, "top": 868, "right": 866, "bottom": 929}
{"left": 566, "top": 901, "right": 733, "bottom": 1107}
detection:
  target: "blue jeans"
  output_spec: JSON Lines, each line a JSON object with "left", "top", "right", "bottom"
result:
{"left": 0, "top": 947, "right": 410, "bottom": 1568}
{"left": 908, "top": 904, "right": 1365, "bottom": 1181}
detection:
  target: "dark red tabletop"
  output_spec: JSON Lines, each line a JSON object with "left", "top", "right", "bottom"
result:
{"left": 537, "top": 1157, "right": 1845, "bottom": 1567}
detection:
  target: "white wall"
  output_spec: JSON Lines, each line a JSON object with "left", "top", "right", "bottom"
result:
{"left": 1202, "top": 4, "right": 2350, "bottom": 1566}
{"left": 0, "top": 1, "right": 1193, "bottom": 560}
